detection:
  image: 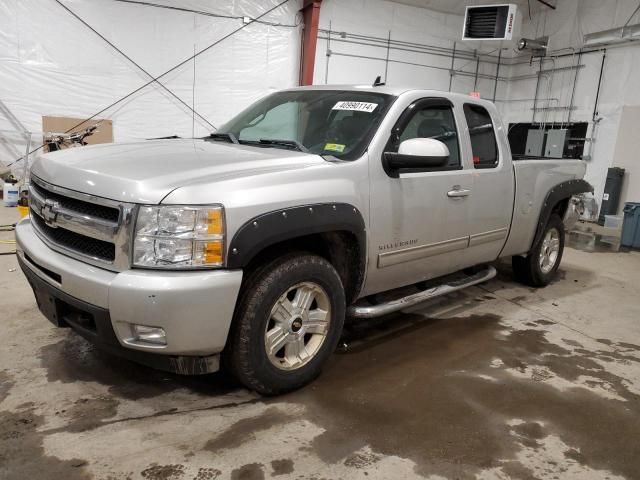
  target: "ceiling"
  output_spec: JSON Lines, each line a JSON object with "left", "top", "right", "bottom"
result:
{"left": 387, "top": 0, "right": 557, "bottom": 15}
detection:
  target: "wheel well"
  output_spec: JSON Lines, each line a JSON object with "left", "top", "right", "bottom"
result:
{"left": 551, "top": 198, "right": 570, "bottom": 219}
{"left": 528, "top": 197, "right": 571, "bottom": 254}
{"left": 242, "top": 231, "right": 365, "bottom": 304}
{"left": 528, "top": 179, "right": 593, "bottom": 256}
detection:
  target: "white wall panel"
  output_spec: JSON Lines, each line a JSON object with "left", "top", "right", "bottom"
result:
{"left": 314, "top": 0, "right": 506, "bottom": 96}
{"left": 614, "top": 106, "right": 640, "bottom": 211}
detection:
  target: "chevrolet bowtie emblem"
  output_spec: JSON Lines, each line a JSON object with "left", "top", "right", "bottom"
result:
{"left": 41, "top": 199, "right": 60, "bottom": 227}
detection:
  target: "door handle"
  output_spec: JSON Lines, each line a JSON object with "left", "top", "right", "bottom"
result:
{"left": 447, "top": 187, "right": 471, "bottom": 198}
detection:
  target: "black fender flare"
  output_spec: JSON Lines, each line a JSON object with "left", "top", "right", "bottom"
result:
{"left": 226, "top": 203, "right": 367, "bottom": 270}
{"left": 530, "top": 179, "right": 593, "bottom": 250}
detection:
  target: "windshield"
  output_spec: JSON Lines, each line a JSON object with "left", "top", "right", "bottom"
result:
{"left": 215, "top": 90, "right": 395, "bottom": 160}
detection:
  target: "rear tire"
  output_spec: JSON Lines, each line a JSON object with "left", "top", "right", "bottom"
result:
{"left": 512, "top": 214, "right": 565, "bottom": 287}
{"left": 223, "top": 253, "right": 345, "bottom": 395}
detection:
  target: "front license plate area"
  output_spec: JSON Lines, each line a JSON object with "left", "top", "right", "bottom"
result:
{"left": 29, "top": 281, "right": 65, "bottom": 327}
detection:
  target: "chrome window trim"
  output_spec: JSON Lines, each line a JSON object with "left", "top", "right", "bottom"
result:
{"left": 29, "top": 175, "right": 135, "bottom": 272}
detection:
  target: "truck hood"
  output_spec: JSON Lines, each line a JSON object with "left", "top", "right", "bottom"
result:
{"left": 31, "top": 139, "right": 326, "bottom": 204}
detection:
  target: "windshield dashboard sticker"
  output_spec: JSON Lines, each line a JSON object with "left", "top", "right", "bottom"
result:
{"left": 324, "top": 143, "right": 346, "bottom": 152}
{"left": 332, "top": 101, "right": 378, "bottom": 113}
{"left": 378, "top": 239, "right": 418, "bottom": 251}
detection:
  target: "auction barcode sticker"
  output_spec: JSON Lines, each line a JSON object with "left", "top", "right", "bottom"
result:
{"left": 332, "top": 101, "right": 378, "bottom": 113}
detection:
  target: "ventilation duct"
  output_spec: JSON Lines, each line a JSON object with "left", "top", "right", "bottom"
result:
{"left": 583, "top": 23, "right": 640, "bottom": 47}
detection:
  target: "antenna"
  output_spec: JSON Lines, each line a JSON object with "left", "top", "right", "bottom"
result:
{"left": 373, "top": 75, "right": 385, "bottom": 87}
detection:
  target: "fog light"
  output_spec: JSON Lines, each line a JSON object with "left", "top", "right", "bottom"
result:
{"left": 131, "top": 324, "right": 167, "bottom": 346}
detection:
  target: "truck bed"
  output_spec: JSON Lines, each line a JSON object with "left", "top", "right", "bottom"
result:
{"left": 500, "top": 158, "right": 587, "bottom": 258}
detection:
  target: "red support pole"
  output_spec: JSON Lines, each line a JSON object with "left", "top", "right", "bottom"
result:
{"left": 299, "top": 0, "right": 322, "bottom": 86}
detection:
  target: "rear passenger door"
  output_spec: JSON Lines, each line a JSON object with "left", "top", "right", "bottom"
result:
{"left": 461, "top": 103, "right": 514, "bottom": 263}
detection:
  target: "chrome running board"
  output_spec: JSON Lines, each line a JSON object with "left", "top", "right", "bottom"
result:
{"left": 348, "top": 265, "right": 497, "bottom": 319}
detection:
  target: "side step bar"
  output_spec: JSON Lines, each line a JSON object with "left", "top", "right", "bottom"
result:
{"left": 348, "top": 266, "right": 497, "bottom": 319}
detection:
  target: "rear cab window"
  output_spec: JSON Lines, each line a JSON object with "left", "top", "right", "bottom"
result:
{"left": 463, "top": 104, "right": 499, "bottom": 169}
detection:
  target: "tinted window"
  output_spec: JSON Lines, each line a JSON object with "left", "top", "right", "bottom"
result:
{"left": 463, "top": 104, "right": 498, "bottom": 168}
{"left": 395, "top": 105, "right": 460, "bottom": 168}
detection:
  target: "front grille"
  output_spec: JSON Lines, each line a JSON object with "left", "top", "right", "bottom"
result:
{"left": 32, "top": 214, "right": 115, "bottom": 262}
{"left": 28, "top": 176, "right": 132, "bottom": 270}
{"left": 30, "top": 182, "right": 120, "bottom": 223}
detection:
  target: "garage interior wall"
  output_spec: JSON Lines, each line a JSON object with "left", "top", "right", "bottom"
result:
{"left": 0, "top": 0, "right": 303, "bottom": 176}
{"left": 612, "top": 106, "right": 640, "bottom": 215}
{"left": 2, "top": 0, "right": 640, "bottom": 216}
{"left": 506, "top": 0, "right": 640, "bottom": 215}
{"left": 313, "top": 0, "right": 500, "bottom": 94}
{"left": 314, "top": 0, "right": 640, "bottom": 215}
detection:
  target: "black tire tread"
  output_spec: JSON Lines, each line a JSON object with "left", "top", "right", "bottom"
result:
{"left": 512, "top": 214, "right": 565, "bottom": 288}
{"left": 223, "top": 252, "right": 345, "bottom": 395}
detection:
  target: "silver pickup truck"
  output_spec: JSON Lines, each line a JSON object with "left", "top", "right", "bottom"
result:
{"left": 16, "top": 85, "right": 591, "bottom": 394}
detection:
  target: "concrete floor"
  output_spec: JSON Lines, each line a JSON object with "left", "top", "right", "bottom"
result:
{"left": 1, "top": 205, "right": 640, "bottom": 480}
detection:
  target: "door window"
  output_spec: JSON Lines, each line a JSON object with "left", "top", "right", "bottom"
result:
{"left": 463, "top": 104, "right": 499, "bottom": 168}
{"left": 395, "top": 105, "right": 461, "bottom": 168}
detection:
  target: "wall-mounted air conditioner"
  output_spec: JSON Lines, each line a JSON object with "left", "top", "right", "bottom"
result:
{"left": 462, "top": 4, "right": 517, "bottom": 41}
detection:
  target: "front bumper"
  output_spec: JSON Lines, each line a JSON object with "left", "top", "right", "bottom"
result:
{"left": 16, "top": 218, "right": 243, "bottom": 373}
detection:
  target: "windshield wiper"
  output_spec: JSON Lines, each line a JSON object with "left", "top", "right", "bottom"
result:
{"left": 205, "top": 132, "right": 239, "bottom": 144}
{"left": 256, "top": 138, "right": 309, "bottom": 153}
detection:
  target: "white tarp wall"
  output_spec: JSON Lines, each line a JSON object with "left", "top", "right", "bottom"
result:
{"left": 314, "top": 0, "right": 640, "bottom": 215}
{"left": 0, "top": 0, "right": 302, "bottom": 176}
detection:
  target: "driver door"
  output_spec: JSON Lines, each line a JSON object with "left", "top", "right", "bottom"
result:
{"left": 364, "top": 97, "right": 473, "bottom": 296}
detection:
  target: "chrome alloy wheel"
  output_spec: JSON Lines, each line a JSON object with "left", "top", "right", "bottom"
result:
{"left": 539, "top": 227, "right": 561, "bottom": 274}
{"left": 264, "top": 282, "right": 331, "bottom": 371}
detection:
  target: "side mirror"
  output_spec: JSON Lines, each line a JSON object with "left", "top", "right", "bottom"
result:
{"left": 383, "top": 138, "right": 450, "bottom": 178}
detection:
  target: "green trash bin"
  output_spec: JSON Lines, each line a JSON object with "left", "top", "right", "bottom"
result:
{"left": 621, "top": 202, "right": 640, "bottom": 249}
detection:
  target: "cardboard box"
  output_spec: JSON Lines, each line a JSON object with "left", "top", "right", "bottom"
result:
{"left": 42, "top": 116, "right": 113, "bottom": 151}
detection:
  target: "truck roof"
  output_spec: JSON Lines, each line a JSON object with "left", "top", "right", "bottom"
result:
{"left": 282, "top": 84, "right": 495, "bottom": 107}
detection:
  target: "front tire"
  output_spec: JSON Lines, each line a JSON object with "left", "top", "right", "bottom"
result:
{"left": 512, "top": 213, "right": 565, "bottom": 287}
{"left": 223, "top": 253, "right": 345, "bottom": 395}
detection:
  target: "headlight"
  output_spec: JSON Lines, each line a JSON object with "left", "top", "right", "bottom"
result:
{"left": 133, "top": 205, "right": 225, "bottom": 268}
